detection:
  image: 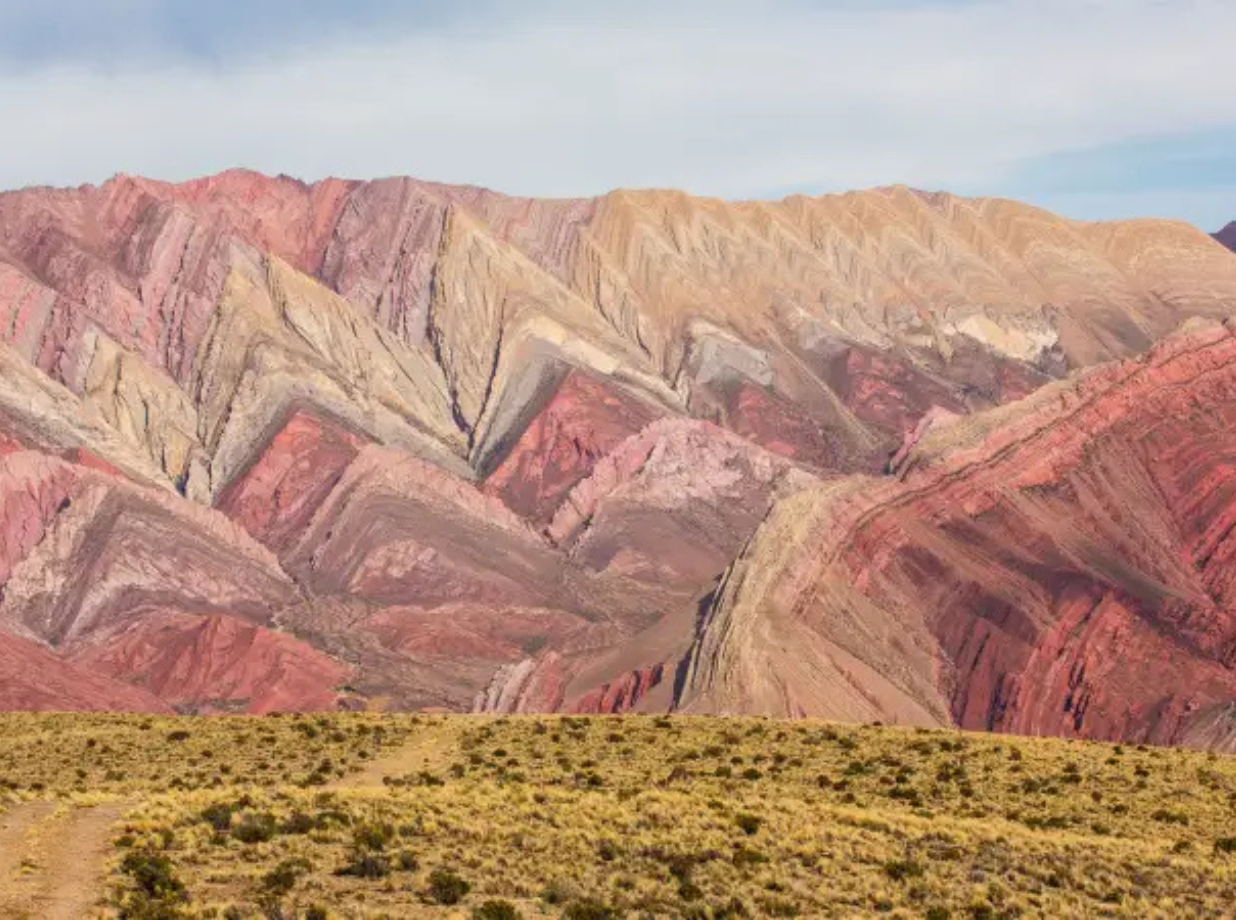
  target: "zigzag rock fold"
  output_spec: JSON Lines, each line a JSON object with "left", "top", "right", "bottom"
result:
{"left": 1, "top": 169, "right": 1236, "bottom": 743}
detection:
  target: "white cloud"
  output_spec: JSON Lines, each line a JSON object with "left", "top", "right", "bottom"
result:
{"left": 0, "top": 0, "right": 1233, "bottom": 224}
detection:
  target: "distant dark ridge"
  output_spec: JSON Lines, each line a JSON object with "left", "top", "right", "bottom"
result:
{"left": 1215, "top": 221, "right": 1236, "bottom": 252}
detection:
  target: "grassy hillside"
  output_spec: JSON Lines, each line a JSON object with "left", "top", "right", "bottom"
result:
{"left": 1, "top": 714, "right": 1235, "bottom": 917}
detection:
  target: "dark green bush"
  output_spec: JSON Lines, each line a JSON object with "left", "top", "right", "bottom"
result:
{"left": 121, "top": 850, "right": 186, "bottom": 900}
{"left": 279, "top": 811, "right": 317, "bottom": 835}
{"left": 335, "top": 851, "right": 391, "bottom": 879}
{"left": 231, "top": 812, "right": 278, "bottom": 844}
{"left": 260, "top": 857, "right": 312, "bottom": 896}
{"left": 116, "top": 849, "right": 188, "bottom": 917}
{"left": 198, "top": 802, "right": 237, "bottom": 832}
{"left": 428, "top": 867, "right": 471, "bottom": 904}
{"left": 473, "top": 900, "right": 522, "bottom": 919}
{"left": 735, "top": 813, "right": 762, "bottom": 836}
{"left": 396, "top": 850, "right": 419, "bottom": 870}
{"left": 883, "top": 859, "right": 924, "bottom": 881}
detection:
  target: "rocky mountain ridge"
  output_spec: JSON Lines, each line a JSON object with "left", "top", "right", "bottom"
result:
{"left": 2, "top": 169, "right": 1236, "bottom": 747}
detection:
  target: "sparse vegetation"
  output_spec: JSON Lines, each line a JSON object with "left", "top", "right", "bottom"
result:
{"left": 2, "top": 714, "right": 1236, "bottom": 916}
{"left": 0, "top": 711, "right": 415, "bottom": 797}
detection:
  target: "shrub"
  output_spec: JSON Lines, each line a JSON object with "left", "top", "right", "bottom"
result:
{"left": 428, "top": 867, "right": 471, "bottom": 904}
{"left": 116, "top": 849, "right": 188, "bottom": 917}
{"left": 883, "top": 859, "right": 924, "bottom": 881}
{"left": 887, "top": 786, "right": 922, "bottom": 806}
{"left": 198, "top": 802, "right": 237, "bottom": 832}
{"left": 396, "top": 850, "right": 419, "bottom": 871}
{"left": 713, "top": 897, "right": 751, "bottom": 918}
{"left": 279, "top": 811, "right": 317, "bottom": 835}
{"left": 335, "top": 851, "right": 391, "bottom": 879}
{"left": 679, "top": 878, "right": 704, "bottom": 901}
{"left": 260, "top": 858, "right": 312, "bottom": 896}
{"left": 541, "top": 879, "right": 576, "bottom": 905}
{"left": 352, "top": 821, "right": 395, "bottom": 851}
{"left": 735, "top": 813, "right": 763, "bottom": 836}
{"left": 473, "top": 900, "right": 522, "bottom": 919}
{"left": 1150, "top": 808, "right": 1189, "bottom": 826}
{"left": 231, "top": 812, "right": 278, "bottom": 844}
{"left": 733, "top": 846, "right": 768, "bottom": 868}
{"left": 1215, "top": 837, "right": 1236, "bottom": 854}
{"left": 121, "top": 850, "right": 186, "bottom": 901}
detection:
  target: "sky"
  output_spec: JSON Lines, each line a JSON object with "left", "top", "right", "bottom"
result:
{"left": 0, "top": 0, "right": 1233, "bottom": 230}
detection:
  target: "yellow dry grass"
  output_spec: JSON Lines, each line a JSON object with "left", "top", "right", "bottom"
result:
{"left": 0, "top": 712, "right": 418, "bottom": 799}
{"left": 3, "top": 714, "right": 1235, "bottom": 918}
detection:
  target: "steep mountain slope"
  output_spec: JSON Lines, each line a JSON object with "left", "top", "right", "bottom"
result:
{"left": 678, "top": 320, "right": 1236, "bottom": 749}
{"left": 1, "top": 169, "right": 1236, "bottom": 735}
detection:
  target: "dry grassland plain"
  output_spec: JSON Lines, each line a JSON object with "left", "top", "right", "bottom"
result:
{"left": 1, "top": 714, "right": 1235, "bottom": 918}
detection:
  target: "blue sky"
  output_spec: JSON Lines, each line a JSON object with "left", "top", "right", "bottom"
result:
{"left": 0, "top": 0, "right": 1233, "bottom": 230}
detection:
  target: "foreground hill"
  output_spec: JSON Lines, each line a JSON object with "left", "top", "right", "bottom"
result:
{"left": 1, "top": 714, "right": 1235, "bottom": 917}
{"left": 2, "top": 170, "right": 1236, "bottom": 743}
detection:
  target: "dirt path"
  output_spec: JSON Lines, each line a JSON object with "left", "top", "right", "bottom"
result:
{"left": 0, "top": 801, "right": 57, "bottom": 906}
{"left": 334, "top": 718, "right": 463, "bottom": 789}
{"left": 0, "top": 721, "right": 469, "bottom": 917}
{"left": 0, "top": 799, "right": 130, "bottom": 919}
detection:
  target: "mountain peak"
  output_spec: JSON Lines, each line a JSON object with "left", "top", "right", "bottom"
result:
{"left": 1215, "top": 221, "right": 1236, "bottom": 252}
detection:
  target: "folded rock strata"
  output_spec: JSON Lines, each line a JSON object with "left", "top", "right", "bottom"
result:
{"left": 678, "top": 321, "right": 1236, "bottom": 750}
{"left": 1, "top": 169, "right": 1235, "bottom": 739}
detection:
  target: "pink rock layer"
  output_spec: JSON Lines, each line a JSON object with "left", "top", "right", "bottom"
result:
{"left": 215, "top": 410, "right": 366, "bottom": 553}
{"left": 483, "top": 371, "right": 662, "bottom": 524}
{"left": 569, "top": 665, "right": 665, "bottom": 714}
{"left": 71, "top": 612, "right": 348, "bottom": 714}
{"left": 0, "top": 632, "right": 170, "bottom": 712}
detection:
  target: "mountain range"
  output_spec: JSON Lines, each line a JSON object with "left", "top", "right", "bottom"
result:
{"left": 3, "top": 169, "right": 1236, "bottom": 749}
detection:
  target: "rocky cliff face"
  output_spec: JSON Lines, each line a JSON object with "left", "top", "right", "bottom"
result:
{"left": 678, "top": 321, "right": 1236, "bottom": 749}
{"left": 2, "top": 169, "right": 1236, "bottom": 739}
